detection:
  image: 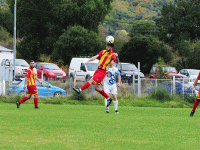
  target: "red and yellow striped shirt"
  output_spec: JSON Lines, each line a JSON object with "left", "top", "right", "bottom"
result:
{"left": 98, "top": 50, "right": 116, "bottom": 71}
{"left": 26, "top": 67, "right": 36, "bottom": 87}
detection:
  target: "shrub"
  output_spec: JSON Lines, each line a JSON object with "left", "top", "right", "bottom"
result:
{"left": 70, "top": 91, "right": 87, "bottom": 101}
{"left": 150, "top": 88, "right": 173, "bottom": 102}
{"left": 183, "top": 94, "right": 196, "bottom": 104}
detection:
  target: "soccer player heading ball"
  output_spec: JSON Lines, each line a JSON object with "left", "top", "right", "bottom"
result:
{"left": 16, "top": 60, "right": 43, "bottom": 109}
{"left": 73, "top": 35, "right": 119, "bottom": 107}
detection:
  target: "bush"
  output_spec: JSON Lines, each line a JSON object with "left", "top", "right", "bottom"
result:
{"left": 150, "top": 88, "right": 173, "bottom": 102}
{"left": 183, "top": 94, "right": 196, "bottom": 104}
{"left": 70, "top": 91, "right": 87, "bottom": 101}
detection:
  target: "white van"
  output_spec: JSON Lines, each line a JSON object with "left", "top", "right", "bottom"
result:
{"left": 13, "top": 59, "right": 29, "bottom": 77}
{"left": 69, "top": 58, "right": 99, "bottom": 81}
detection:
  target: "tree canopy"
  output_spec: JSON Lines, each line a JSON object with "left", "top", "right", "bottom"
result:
{"left": 5, "top": 0, "right": 113, "bottom": 61}
{"left": 119, "top": 35, "right": 173, "bottom": 74}
{"left": 51, "top": 25, "right": 105, "bottom": 65}
{"left": 156, "top": 0, "right": 200, "bottom": 45}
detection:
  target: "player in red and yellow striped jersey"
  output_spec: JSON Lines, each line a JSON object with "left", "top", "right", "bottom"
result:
{"left": 73, "top": 41, "right": 119, "bottom": 107}
{"left": 16, "top": 60, "right": 42, "bottom": 109}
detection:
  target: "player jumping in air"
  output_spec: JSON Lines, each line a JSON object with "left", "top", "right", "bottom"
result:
{"left": 16, "top": 60, "right": 42, "bottom": 109}
{"left": 103, "top": 60, "right": 121, "bottom": 113}
{"left": 190, "top": 73, "right": 200, "bottom": 116}
{"left": 73, "top": 36, "right": 119, "bottom": 107}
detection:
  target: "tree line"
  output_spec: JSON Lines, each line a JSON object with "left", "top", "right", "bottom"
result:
{"left": 0, "top": 0, "right": 199, "bottom": 74}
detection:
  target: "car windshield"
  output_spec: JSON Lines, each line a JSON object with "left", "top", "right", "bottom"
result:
{"left": 43, "top": 64, "right": 60, "bottom": 70}
{"left": 35, "top": 80, "right": 51, "bottom": 86}
{"left": 87, "top": 63, "right": 98, "bottom": 71}
{"left": 188, "top": 70, "right": 200, "bottom": 75}
{"left": 163, "top": 67, "right": 176, "bottom": 72}
{"left": 122, "top": 64, "right": 137, "bottom": 71}
{"left": 11, "top": 80, "right": 22, "bottom": 85}
{"left": 15, "top": 59, "right": 29, "bottom": 67}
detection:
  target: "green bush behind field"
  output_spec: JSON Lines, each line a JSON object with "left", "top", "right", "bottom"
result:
{"left": 0, "top": 90, "right": 194, "bottom": 108}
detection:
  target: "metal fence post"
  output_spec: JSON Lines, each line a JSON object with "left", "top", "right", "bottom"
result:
{"left": 138, "top": 62, "right": 141, "bottom": 97}
{"left": 74, "top": 71, "right": 76, "bottom": 87}
{"left": 183, "top": 78, "right": 184, "bottom": 99}
{"left": 48, "top": 77, "right": 49, "bottom": 97}
{"left": 173, "top": 76, "right": 175, "bottom": 95}
{"left": 155, "top": 79, "right": 157, "bottom": 94}
{"left": 41, "top": 70, "right": 43, "bottom": 81}
{"left": 171, "top": 79, "right": 173, "bottom": 96}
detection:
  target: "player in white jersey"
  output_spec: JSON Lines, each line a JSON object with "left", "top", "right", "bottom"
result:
{"left": 103, "top": 61, "right": 121, "bottom": 113}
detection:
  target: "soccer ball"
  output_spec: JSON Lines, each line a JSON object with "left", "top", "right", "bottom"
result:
{"left": 106, "top": 35, "right": 114, "bottom": 44}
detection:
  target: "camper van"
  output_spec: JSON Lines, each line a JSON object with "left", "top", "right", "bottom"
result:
{"left": 69, "top": 58, "right": 99, "bottom": 81}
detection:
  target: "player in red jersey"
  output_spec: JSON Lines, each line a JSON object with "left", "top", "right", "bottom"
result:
{"left": 190, "top": 72, "right": 200, "bottom": 116}
{"left": 73, "top": 41, "right": 119, "bottom": 107}
{"left": 16, "top": 60, "right": 42, "bottom": 109}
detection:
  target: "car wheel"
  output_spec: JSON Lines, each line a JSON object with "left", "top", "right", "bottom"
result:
{"left": 18, "top": 91, "right": 26, "bottom": 96}
{"left": 43, "top": 75, "right": 47, "bottom": 81}
{"left": 54, "top": 91, "right": 62, "bottom": 97}
{"left": 85, "top": 75, "right": 91, "bottom": 81}
{"left": 70, "top": 75, "right": 74, "bottom": 81}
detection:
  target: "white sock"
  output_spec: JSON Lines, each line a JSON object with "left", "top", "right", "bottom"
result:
{"left": 105, "top": 99, "right": 109, "bottom": 109}
{"left": 79, "top": 88, "right": 82, "bottom": 91}
{"left": 113, "top": 101, "right": 118, "bottom": 111}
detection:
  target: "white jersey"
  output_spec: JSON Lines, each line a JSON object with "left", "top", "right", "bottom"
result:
{"left": 104, "top": 66, "right": 120, "bottom": 85}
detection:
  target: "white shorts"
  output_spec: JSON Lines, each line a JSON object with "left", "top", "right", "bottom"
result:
{"left": 104, "top": 83, "right": 118, "bottom": 95}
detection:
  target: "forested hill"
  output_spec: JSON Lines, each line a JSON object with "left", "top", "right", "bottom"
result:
{"left": 103, "top": 0, "right": 174, "bottom": 35}
{"left": 0, "top": 0, "right": 174, "bottom": 35}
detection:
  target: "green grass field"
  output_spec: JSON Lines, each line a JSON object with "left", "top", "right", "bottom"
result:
{"left": 0, "top": 103, "right": 200, "bottom": 149}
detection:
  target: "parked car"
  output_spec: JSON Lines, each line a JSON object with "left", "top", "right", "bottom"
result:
{"left": 149, "top": 65, "right": 183, "bottom": 80}
{"left": 114, "top": 62, "right": 145, "bottom": 85}
{"left": 178, "top": 69, "right": 200, "bottom": 83}
{"left": 7, "top": 78, "right": 66, "bottom": 97}
{"left": 144, "top": 81, "right": 194, "bottom": 96}
{"left": 12, "top": 59, "right": 29, "bottom": 77}
{"left": 69, "top": 57, "right": 99, "bottom": 81}
{"left": 35, "top": 63, "right": 67, "bottom": 82}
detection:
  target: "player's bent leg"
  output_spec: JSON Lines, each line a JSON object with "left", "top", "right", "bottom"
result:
{"left": 73, "top": 79, "right": 93, "bottom": 94}
{"left": 95, "top": 84, "right": 113, "bottom": 107}
{"left": 17, "top": 94, "right": 32, "bottom": 108}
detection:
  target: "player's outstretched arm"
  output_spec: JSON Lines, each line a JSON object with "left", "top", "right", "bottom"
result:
{"left": 85, "top": 54, "right": 99, "bottom": 65}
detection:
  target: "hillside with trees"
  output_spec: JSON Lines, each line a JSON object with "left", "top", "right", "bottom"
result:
{"left": 103, "top": 0, "right": 174, "bottom": 35}
{"left": 1, "top": 0, "right": 199, "bottom": 74}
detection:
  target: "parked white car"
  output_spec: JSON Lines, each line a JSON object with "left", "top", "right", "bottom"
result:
{"left": 13, "top": 59, "right": 29, "bottom": 77}
{"left": 178, "top": 69, "right": 200, "bottom": 83}
{"left": 69, "top": 57, "right": 99, "bottom": 81}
